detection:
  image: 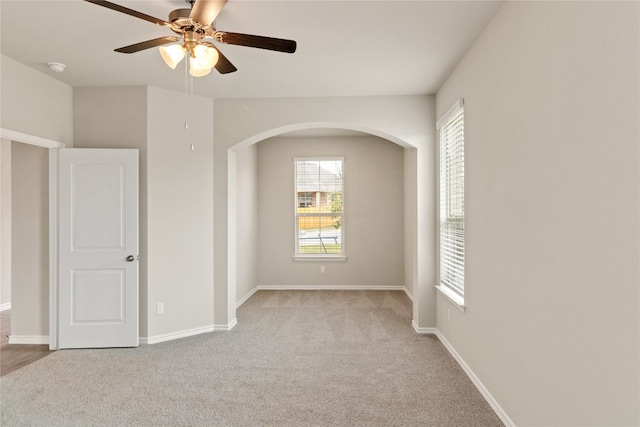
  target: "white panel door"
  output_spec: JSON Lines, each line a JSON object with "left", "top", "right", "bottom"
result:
{"left": 52, "top": 148, "right": 138, "bottom": 349}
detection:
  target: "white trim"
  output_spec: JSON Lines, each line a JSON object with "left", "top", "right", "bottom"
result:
{"left": 410, "top": 326, "right": 515, "bottom": 426}
{"left": 0, "top": 302, "right": 11, "bottom": 312}
{"left": 402, "top": 286, "right": 413, "bottom": 302}
{"left": 8, "top": 335, "right": 49, "bottom": 345}
{"left": 411, "top": 321, "right": 437, "bottom": 335}
{"left": 435, "top": 330, "right": 515, "bottom": 427}
{"left": 1, "top": 128, "right": 65, "bottom": 349}
{"left": 140, "top": 324, "right": 215, "bottom": 345}
{"left": 436, "top": 98, "right": 464, "bottom": 129}
{"left": 237, "top": 286, "right": 260, "bottom": 308}
{"left": 0, "top": 128, "right": 65, "bottom": 149}
{"left": 49, "top": 150, "right": 59, "bottom": 350}
{"left": 257, "top": 285, "right": 408, "bottom": 292}
{"left": 292, "top": 255, "right": 347, "bottom": 262}
{"left": 214, "top": 318, "right": 238, "bottom": 332}
{"left": 293, "top": 156, "right": 345, "bottom": 162}
{"left": 435, "top": 284, "right": 466, "bottom": 312}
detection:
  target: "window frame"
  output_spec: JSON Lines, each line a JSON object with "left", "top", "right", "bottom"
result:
{"left": 293, "top": 157, "right": 346, "bottom": 261}
{"left": 435, "top": 99, "right": 466, "bottom": 310}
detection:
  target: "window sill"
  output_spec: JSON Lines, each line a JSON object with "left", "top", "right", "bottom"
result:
{"left": 435, "top": 285, "right": 465, "bottom": 312}
{"left": 292, "top": 255, "right": 347, "bottom": 262}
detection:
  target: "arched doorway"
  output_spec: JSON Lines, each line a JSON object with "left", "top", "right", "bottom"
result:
{"left": 225, "top": 124, "right": 422, "bottom": 328}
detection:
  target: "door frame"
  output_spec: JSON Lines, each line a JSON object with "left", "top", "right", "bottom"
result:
{"left": 50, "top": 148, "right": 139, "bottom": 349}
{"left": 48, "top": 149, "right": 62, "bottom": 349}
{"left": 0, "top": 128, "right": 65, "bottom": 348}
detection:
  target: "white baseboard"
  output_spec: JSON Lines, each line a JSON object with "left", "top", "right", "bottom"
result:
{"left": 8, "top": 335, "right": 49, "bottom": 345}
{"left": 237, "top": 286, "right": 260, "bottom": 308}
{"left": 257, "top": 284, "right": 408, "bottom": 292}
{"left": 140, "top": 324, "right": 214, "bottom": 345}
{"left": 214, "top": 318, "right": 237, "bottom": 331}
{"left": 11, "top": 327, "right": 218, "bottom": 346}
{"left": 411, "top": 320, "right": 437, "bottom": 335}
{"left": 0, "top": 302, "right": 11, "bottom": 312}
{"left": 434, "top": 330, "right": 515, "bottom": 427}
{"left": 403, "top": 287, "right": 414, "bottom": 302}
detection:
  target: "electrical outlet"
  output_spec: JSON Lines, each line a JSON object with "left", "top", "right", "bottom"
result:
{"left": 157, "top": 303, "right": 164, "bottom": 315}
{"left": 447, "top": 308, "right": 451, "bottom": 321}
{"left": 320, "top": 266, "right": 326, "bottom": 273}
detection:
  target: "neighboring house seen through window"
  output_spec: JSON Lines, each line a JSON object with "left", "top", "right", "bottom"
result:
{"left": 294, "top": 158, "right": 344, "bottom": 257}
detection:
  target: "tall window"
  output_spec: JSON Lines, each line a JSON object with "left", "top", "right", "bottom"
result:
{"left": 438, "top": 100, "right": 464, "bottom": 296}
{"left": 294, "top": 158, "right": 344, "bottom": 256}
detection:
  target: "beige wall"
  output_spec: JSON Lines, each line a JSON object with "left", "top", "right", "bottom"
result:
{"left": 0, "top": 54, "right": 73, "bottom": 338}
{"left": 1, "top": 54, "right": 73, "bottom": 144}
{"left": 403, "top": 148, "right": 417, "bottom": 298}
{"left": 436, "top": 1, "right": 639, "bottom": 425}
{"left": 74, "top": 86, "right": 214, "bottom": 340}
{"left": 146, "top": 86, "right": 214, "bottom": 337}
{"left": 257, "top": 136, "right": 404, "bottom": 289}
{"left": 10, "top": 143, "right": 49, "bottom": 337}
{"left": 235, "top": 144, "right": 259, "bottom": 303}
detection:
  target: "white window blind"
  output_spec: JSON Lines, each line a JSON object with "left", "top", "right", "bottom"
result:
{"left": 438, "top": 101, "right": 464, "bottom": 296}
{"left": 294, "top": 158, "right": 344, "bottom": 256}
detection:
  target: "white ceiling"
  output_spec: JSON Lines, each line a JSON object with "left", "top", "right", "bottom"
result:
{"left": 1, "top": 0, "right": 503, "bottom": 100}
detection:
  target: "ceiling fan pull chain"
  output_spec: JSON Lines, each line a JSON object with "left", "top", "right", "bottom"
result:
{"left": 184, "top": 58, "right": 190, "bottom": 132}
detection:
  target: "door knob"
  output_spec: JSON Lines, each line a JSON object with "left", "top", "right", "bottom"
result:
{"left": 126, "top": 255, "right": 135, "bottom": 262}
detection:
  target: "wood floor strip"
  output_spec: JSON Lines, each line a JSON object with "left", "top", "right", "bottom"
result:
{"left": 1, "top": 310, "right": 53, "bottom": 376}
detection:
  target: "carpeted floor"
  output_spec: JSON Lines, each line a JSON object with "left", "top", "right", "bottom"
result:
{"left": 0, "top": 290, "right": 503, "bottom": 426}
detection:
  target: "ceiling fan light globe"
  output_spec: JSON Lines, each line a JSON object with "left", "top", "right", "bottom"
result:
{"left": 159, "top": 44, "right": 186, "bottom": 69}
{"left": 193, "top": 44, "right": 219, "bottom": 69}
{"left": 189, "top": 56, "right": 212, "bottom": 77}
{"left": 189, "top": 67, "right": 212, "bottom": 77}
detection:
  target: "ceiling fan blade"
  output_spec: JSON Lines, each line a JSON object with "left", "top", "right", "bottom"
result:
{"left": 201, "top": 42, "right": 236, "bottom": 74}
{"left": 213, "top": 48, "right": 237, "bottom": 74}
{"left": 84, "top": 0, "right": 171, "bottom": 28}
{"left": 115, "top": 36, "right": 179, "bottom": 54}
{"left": 190, "top": 0, "right": 227, "bottom": 26}
{"left": 215, "top": 32, "right": 297, "bottom": 53}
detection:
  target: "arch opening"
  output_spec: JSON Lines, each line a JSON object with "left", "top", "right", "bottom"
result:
{"left": 230, "top": 122, "right": 417, "bottom": 152}
{"left": 228, "top": 123, "right": 419, "bottom": 325}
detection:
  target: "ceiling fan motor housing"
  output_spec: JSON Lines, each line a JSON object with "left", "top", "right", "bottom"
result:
{"left": 169, "top": 9, "right": 200, "bottom": 30}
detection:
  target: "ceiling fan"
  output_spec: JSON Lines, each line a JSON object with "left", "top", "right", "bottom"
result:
{"left": 85, "top": 0, "right": 297, "bottom": 76}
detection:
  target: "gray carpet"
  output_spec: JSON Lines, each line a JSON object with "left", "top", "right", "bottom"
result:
{"left": 1, "top": 290, "right": 503, "bottom": 426}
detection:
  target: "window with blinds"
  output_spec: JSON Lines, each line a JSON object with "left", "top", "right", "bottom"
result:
{"left": 438, "top": 101, "right": 464, "bottom": 296}
{"left": 294, "top": 158, "right": 344, "bottom": 256}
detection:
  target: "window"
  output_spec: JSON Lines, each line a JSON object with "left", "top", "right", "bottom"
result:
{"left": 298, "top": 192, "right": 313, "bottom": 208}
{"left": 294, "top": 158, "right": 344, "bottom": 258}
{"left": 437, "top": 100, "right": 465, "bottom": 301}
